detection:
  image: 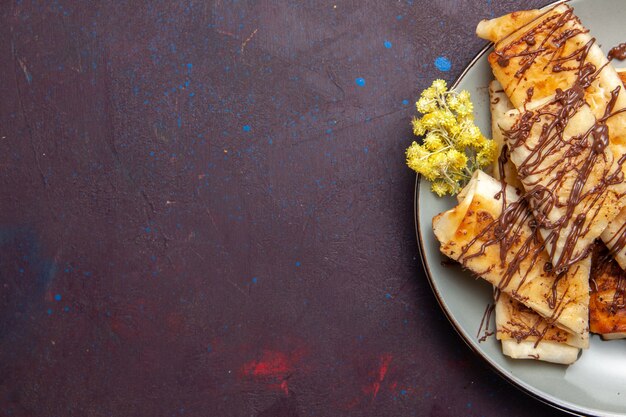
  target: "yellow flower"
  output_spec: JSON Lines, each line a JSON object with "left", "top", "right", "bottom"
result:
{"left": 416, "top": 97, "right": 437, "bottom": 114}
{"left": 405, "top": 79, "right": 497, "bottom": 196}
{"left": 406, "top": 142, "right": 428, "bottom": 163}
{"left": 423, "top": 132, "right": 445, "bottom": 151}
{"left": 446, "top": 149, "right": 468, "bottom": 170}
{"left": 476, "top": 139, "right": 498, "bottom": 167}
{"left": 438, "top": 110, "right": 457, "bottom": 130}
{"left": 431, "top": 180, "right": 450, "bottom": 196}
{"left": 446, "top": 94, "right": 460, "bottom": 112}
{"left": 411, "top": 117, "right": 426, "bottom": 136}
{"left": 449, "top": 123, "right": 462, "bottom": 137}
{"left": 420, "top": 112, "right": 439, "bottom": 130}
{"left": 455, "top": 99, "right": 473, "bottom": 117}
{"left": 461, "top": 120, "right": 482, "bottom": 143}
{"left": 429, "top": 152, "right": 449, "bottom": 176}
{"left": 458, "top": 90, "right": 471, "bottom": 104}
{"left": 432, "top": 79, "right": 447, "bottom": 94}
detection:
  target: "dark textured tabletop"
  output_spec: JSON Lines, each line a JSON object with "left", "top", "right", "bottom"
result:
{"left": 0, "top": 1, "right": 569, "bottom": 416}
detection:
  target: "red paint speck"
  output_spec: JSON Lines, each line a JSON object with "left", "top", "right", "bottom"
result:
{"left": 363, "top": 353, "right": 393, "bottom": 400}
{"left": 241, "top": 348, "right": 307, "bottom": 394}
{"left": 378, "top": 353, "right": 392, "bottom": 381}
{"left": 242, "top": 350, "right": 292, "bottom": 378}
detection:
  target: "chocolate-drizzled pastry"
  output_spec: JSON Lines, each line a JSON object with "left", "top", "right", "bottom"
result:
{"left": 598, "top": 69, "right": 626, "bottom": 271}
{"left": 478, "top": 4, "right": 626, "bottom": 274}
{"left": 433, "top": 170, "right": 590, "bottom": 348}
{"left": 477, "top": 4, "right": 626, "bottom": 124}
{"left": 488, "top": 82, "right": 581, "bottom": 363}
{"left": 498, "top": 87, "right": 626, "bottom": 276}
{"left": 496, "top": 292, "right": 581, "bottom": 363}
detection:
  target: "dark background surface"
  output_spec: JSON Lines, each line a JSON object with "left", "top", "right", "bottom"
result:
{"left": 0, "top": 0, "right": 567, "bottom": 416}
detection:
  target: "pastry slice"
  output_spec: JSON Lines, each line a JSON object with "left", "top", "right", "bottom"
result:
{"left": 496, "top": 291, "right": 581, "bottom": 363}
{"left": 488, "top": 81, "right": 580, "bottom": 362}
{"left": 497, "top": 95, "right": 626, "bottom": 275}
{"left": 433, "top": 170, "right": 590, "bottom": 347}
{"left": 477, "top": 3, "right": 626, "bottom": 128}
{"left": 600, "top": 68, "right": 626, "bottom": 270}
{"left": 590, "top": 242, "right": 626, "bottom": 339}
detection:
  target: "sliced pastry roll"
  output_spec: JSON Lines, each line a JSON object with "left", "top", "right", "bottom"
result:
{"left": 477, "top": 3, "right": 626, "bottom": 133}
{"left": 497, "top": 95, "right": 626, "bottom": 275}
{"left": 433, "top": 170, "right": 590, "bottom": 347}
{"left": 496, "top": 291, "right": 581, "bottom": 364}
{"left": 488, "top": 81, "right": 580, "bottom": 362}
{"left": 600, "top": 69, "right": 626, "bottom": 270}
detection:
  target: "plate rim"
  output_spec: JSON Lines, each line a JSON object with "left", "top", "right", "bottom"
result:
{"left": 412, "top": 0, "right": 610, "bottom": 415}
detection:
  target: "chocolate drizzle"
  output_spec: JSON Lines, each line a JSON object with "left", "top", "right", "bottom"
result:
{"left": 477, "top": 302, "right": 495, "bottom": 342}
{"left": 608, "top": 42, "right": 626, "bottom": 61}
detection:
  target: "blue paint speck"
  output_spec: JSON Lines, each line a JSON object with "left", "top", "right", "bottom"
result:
{"left": 401, "top": 390, "right": 407, "bottom": 395}
{"left": 363, "top": 147, "right": 368, "bottom": 154}
{"left": 435, "top": 56, "right": 452, "bottom": 72}
{"left": 252, "top": 277, "right": 258, "bottom": 284}
{"left": 402, "top": 99, "right": 409, "bottom": 106}
{"left": 355, "top": 77, "right": 366, "bottom": 87}
{"left": 295, "top": 261, "right": 301, "bottom": 267}
{"left": 189, "top": 92, "right": 195, "bottom": 97}
{"left": 384, "top": 40, "right": 392, "bottom": 49}
{"left": 187, "top": 63, "right": 193, "bottom": 70}
{"left": 396, "top": 14, "right": 403, "bottom": 20}
{"left": 149, "top": 151, "right": 155, "bottom": 157}
{"left": 243, "top": 125, "right": 251, "bottom": 132}
{"left": 385, "top": 293, "right": 392, "bottom": 299}
{"left": 177, "top": 115, "right": 182, "bottom": 128}
{"left": 54, "top": 294, "right": 62, "bottom": 301}
{"left": 145, "top": 226, "right": 151, "bottom": 233}
{"left": 326, "top": 128, "right": 332, "bottom": 135}
{"left": 63, "top": 306, "right": 70, "bottom": 312}
{"left": 47, "top": 308, "right": 53, "bottom": 315}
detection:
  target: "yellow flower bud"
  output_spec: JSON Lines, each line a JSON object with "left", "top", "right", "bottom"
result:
{"left": 432, "top": 79, "right": 447, "bottom": 94}
{"left": 411, "top": 117, "right": 426, "bottom": 136}
{"left": 423, "top": 132, "right": 444, "bottom": 151}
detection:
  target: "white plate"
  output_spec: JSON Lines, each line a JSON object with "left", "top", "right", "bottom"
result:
{"left": 415, "top": 0, "right": 626, "bottom": 415}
